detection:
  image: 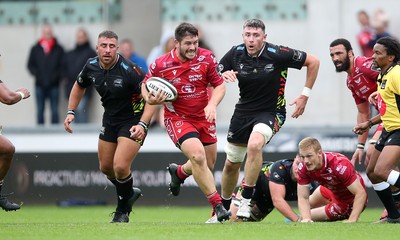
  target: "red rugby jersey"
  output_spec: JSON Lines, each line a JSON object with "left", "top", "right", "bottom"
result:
{"left": 144, "top": 48, "right": 223, "bottom": 119}
{"left": 298, "top": 151, "right": 365, "bottom": 202}
{"left": 347, "top": 56, "right": 379, "bottom": 105}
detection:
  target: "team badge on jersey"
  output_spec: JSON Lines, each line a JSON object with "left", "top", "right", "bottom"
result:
{"left": 380, "top": 79, "right": 387, "bottom": 89}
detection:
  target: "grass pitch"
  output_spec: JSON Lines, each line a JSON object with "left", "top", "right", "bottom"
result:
{"left": 0, "top": 206, "right": 398, "bottom": 240}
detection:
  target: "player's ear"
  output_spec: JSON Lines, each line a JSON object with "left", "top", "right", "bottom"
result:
{"left": 348, "top": 49, "right": 354, "bottom": 57}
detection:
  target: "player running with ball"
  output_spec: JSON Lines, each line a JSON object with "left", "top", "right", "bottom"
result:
{"left": 141, "top": 22, "right": 229, "bottom": 222}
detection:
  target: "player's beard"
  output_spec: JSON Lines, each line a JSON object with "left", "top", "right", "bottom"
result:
{"left": 334, "top": 55, "right": 350, "bottom": 72}
{"left": 178, "top": 47, "right": 197, "bottom": 61}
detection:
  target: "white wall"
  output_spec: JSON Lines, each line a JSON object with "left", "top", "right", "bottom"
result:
{"left": 1, "top": 0, "right": 399, "bottom": 129}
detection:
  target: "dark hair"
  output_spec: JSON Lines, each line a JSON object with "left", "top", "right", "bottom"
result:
{"left": 98, "top": 30, "right": 118, "bottom": 41}
{"left": 175, "top": 22, "right": 198, "bottom": 42}
{"left": 243, "top": 19, "right": 265, "bottom": 33}
{"left": 330, "top": 38, "right": 353, "bottom": 52}
{"left": 358, "top": 10, "right": 369, "bottom": 18}
{"left": 376, "top": 36, "right": 400, "bottom": 63}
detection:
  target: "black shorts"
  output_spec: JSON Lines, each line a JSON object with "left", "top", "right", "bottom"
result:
{"left": 227, "top": 111, "right": 285, "bottom": 144}
{"left": 375, "top": 128, "right": 400, "bottom": 152}
{"left": 99, "top": 115, "right": 144, "bottom": 145}
{"left": 252, "top": 172, "right": 274, "bottom": 215}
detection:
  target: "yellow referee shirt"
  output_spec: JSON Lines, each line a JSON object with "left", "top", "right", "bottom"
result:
{"left": 377, "top": 64, "right": 400, "bottom": 132}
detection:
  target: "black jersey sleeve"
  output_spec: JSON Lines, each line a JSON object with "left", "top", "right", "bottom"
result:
{"left": 267, "top": 43, "right": 307, "bottom": 70}
{"left": 127, "top": 63, "right": 145, "bottom": 94}
{"left": 268, "top": 159, "right": 293, "bottom": 185}
{"left": 217, "top": 45, "right": 237, "bottom": 75}
{"left": 76, "top": 58, "right": 94, "bottom": 88}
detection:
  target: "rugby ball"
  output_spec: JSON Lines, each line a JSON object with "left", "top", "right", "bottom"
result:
{"left": 145, "top": 77, "right": 178, "bottom": 102}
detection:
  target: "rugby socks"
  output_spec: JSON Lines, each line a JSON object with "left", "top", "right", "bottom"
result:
{"left": 177, "top": 164, "right": 190, "bottom": 180}
{"left": 373, "top": 182, "right": 400, "bottom": 219}
{"left": 107, "top": 177, "right": 117, "bottom": 186}
{"left": 387, "top": 170, "right": 400, "bottom": 188}
{"left": 221, "top": 196, "right": 232, "bottom": 211}
{"left": 392, "top": 189, "right": 400, "bottom": 202}
{"left": 241, "top": 184, "right": 255, "bottom": 199}
{"left": 0, "top": 179, "right": 3, "bottom": 193}
{"left": 115, "top": 174, "right": 134, "bottom": 212}
{"left": 206, "top": 190, "right": 222, "bottom": 209}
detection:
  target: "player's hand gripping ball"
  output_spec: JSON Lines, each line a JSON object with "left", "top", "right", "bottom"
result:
{"left": 145, "top": 77, "right": 178, "bottom": 102}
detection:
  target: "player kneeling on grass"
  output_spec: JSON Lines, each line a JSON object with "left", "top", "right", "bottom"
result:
{"left": 297, "top": 137, "right": 368, "bottom": 223}
{"left": 207, "top": 156, "right": 317, "bottom": 223}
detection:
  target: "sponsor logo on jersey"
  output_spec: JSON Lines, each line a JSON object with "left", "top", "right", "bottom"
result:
{"left": 355, "top": 66, "right": 360, "bottom": 74}
{"left": 293, "top": 50, "right": 303, "bottom": 61}
{"left": 189, "top": 74, "right": 203, "bottom": 82}
{"left": 236, "top": 46, "right": 245, "bottom": 51}
{"left": 181, "top": 84, "right": 196, "bottom": 93}
{"left": 380, "top": 79, "right": 387, "bottom": 89}
{"left": 264, "top": 64, "right": 274, "bottom": 72}
{"left": 172, "top": 70, "right": 177, "bottom": 76}
{"left": 77, "top": 76, "right": 84, "bottom": 84}
{"left": 162, "top": 61, "right": 174, "bottom": 68}
{"left": 113, "top": 79, "right": 123, "bottom": 88}
{"left": 120, "top": 62, "right": 129, "bottom": 70}
{"left": 197, "top": 55, "right": 205, "bottom": 62}
{"left": 217, "top": 64, "right": 224, "bottom": 75}
{"left": 338, "top": 165, "right": 347, "bottom": 175}
{"left": 267, "top": 47, "right": 277, "bottom": 53}
{"left": 211, "top": 54, "right": 218, "bottom": 64}
{"left": 273, "top": 172, "right": 281, "bottom": 180}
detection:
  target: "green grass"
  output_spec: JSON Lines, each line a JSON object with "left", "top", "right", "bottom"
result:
{"left": 0, "top": 206, "right": 399, "bottom": 240}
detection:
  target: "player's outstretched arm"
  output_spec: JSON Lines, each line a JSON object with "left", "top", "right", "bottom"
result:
{"left": 270, "top": 181, "right": 299, "bottom": 222}
{"left": 345, "top": 179, "right": 367, "bottom": 223}
{"left": 0, "top": 83, "right": 30, "bottom": 105}
{"left": 297, "top": 183, "right": 312, "bottom": 222}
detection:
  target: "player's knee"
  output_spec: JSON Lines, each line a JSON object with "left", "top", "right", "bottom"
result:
{"left": 252, "top": 123, "right": 273, "bottom": 145}
{"left": 223, "top": 159, "right": 241, "bottom": 174}
{"left": 367, "top": 170, "right": 381, "bottom": 184}
{"left": 189, "top": 151, "right": 206, "bottom": 166}
{"left": 224, "top": 143, "right": 246, "bottom": 163}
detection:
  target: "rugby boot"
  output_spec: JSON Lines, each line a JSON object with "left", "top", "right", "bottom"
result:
{"left": 110, "top": 211, "right": 129, "bottom": 223}
{"left": 127, "top": 187, "right": 142, "bottom": 212}
{"left": 167, "top": 163, "right": 184, "bottom": 196}
{"left": 374, "top": 216, "right": 400, "bottom": 224}
{"left": 214, "top": 204, "right": 230, "bottom": 222}
{"left": 236, "top": 198, "right": 252, "bottom": 220}
{"left": 205, "top": 214, "right": 219, "bottom": 223}
{"left": 110, "top": 187, "right": 142, "bottom": 223}
{"left": 379, "top": 201, "right": 400, "bottom": 220}
{"left": 0, "top": 194, "right": 21, "bottom": 211}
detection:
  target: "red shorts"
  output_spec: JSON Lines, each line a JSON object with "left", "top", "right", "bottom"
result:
{"left": 164, "top": 116, "right": 217, "bottom": 148}
{"left": 320, "top": 186, "right": 366, "bottom": 220}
